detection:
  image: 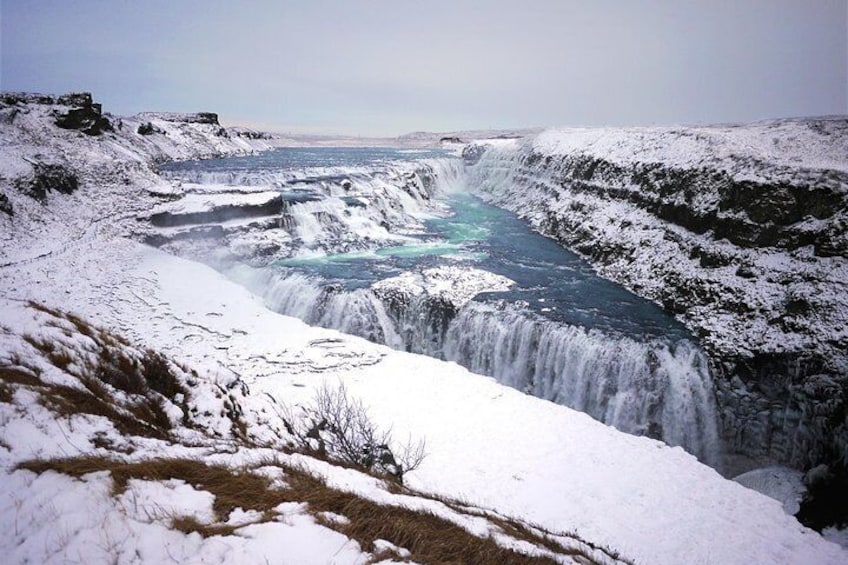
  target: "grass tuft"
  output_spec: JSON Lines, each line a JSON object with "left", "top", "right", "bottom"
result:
{"left": 141, "top": 350, "right": 183, "bottom": 400}
{"left": 13, "top": 303, "right": 193, "bottom": 438}
{"left": 0, "top": 366, "right": 42, "bottom": 387}
{"left": 35, "top": 375, "right": 171, "bottom": 439}
{"left": 171, "top": 516, "right": 239, "bottom": 538}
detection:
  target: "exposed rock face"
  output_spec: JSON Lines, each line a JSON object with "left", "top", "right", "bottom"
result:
{"left": 230, "top": 127, "right": 274, "bottom": 140}
{"left": 371, "top": 267, "right": 514, "bottom": 353}
{"left": 797, "top": 462, "right": 848, "bottom": 530}
{"left": 148, "top": 194, "right": 283, "bottom": 228}
{"left": 523, "top": 152, "right": 848, "bottom": 257}
{"left": 1, "top": 92, "right": 61, "bottom": 105}
{"left": 137, "top": 122, "right": 166, "bottom": 136}
{"left": 465, "top": 119, "right": 848, "bottom": 477}
{"left": 53, "top": 92, "right": 113, "bottom": 135}
{"left": 1, "top": 92, "right": 113, "bottom": 135}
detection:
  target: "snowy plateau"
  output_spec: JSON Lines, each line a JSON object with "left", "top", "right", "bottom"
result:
{"left": 0, "top": 92, "right": 847, "bottom": 564}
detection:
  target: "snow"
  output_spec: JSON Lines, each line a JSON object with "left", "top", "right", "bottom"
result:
{"left": 371, "top": 265, "right": 514, "bottom": 308}
{"left": 534, "top": 117, "right": 848, "bottom": 180}
{"left": 733, "top": 466, "right": 806, "bottom": 514}
{"left": 149, "top": 190, "right": 280, "bottom": 216}
{"left": 2, "top": 236, "right": 845, "bottom": 564}
{"left": 1, "top": 96, "right": 846, "bottom": 564}
{"left": 0, "top": 469, "right": 367, "bottom": 565}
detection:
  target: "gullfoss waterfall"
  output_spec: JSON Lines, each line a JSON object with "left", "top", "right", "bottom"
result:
{"left": 155, "top": 148, "right": 722, "bottom": 467}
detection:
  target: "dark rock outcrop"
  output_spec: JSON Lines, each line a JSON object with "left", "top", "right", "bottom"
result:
{"left": 372, "top": 285, "right": 458, "bottom": 354}
{"left": 137, "top": 122, "right": 164, "bottom": 136}
{"left": 139, "top": 112, "right": 220, "bottom": 125}
{"left": 0, "top": 91, "right": 113, "bottom": 135}
{"left": 0, "top": 92, "right": 57, "bottom": 105}
{"left": 143, "top": 225, "right": 226, "bottom": 247}
{"left": 53, "top": 92, "right": 113, "bottom": 136}
{"left": 231, "top": 129, "right": 274, "bottom": 140}
{"left": 462, "top": 144, "right": 488, "bottom": 165}
{"left": 0, "top": 193, "right": 12, "bottom": 216}
{"left": 797, "top": 462, "right": 848, "bottom": 531}
{"left": 148, "top": 195, "right": 283, "bottom": 228}
{"left": 713, "top": 354, "right": 847, "bottom": 469}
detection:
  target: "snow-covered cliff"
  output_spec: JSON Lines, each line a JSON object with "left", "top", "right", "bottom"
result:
{"left": 464, "top": 119, "right": 848, "bottom": 476}
{"left": 0, "top": 92, "right": 276, "bottom": 266}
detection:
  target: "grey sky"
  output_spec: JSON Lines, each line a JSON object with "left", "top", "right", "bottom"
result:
{"left": 2, "top": 0, "right": 846, "bottom": 136}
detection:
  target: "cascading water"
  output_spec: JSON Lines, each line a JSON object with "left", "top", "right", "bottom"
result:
{"left": 443, "top": 302, "right": 719, "bottom": 464}
{"left": 159, "top": 147, "right": 723, "bottom": 468}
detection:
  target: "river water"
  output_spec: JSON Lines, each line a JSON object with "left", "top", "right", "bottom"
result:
{"left": 160, "top": 147, "right": 722, "bottom": 466}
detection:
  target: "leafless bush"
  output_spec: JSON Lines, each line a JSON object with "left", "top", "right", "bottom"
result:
{"left": 284, "top": 382, "right": 425, "bottom": 483}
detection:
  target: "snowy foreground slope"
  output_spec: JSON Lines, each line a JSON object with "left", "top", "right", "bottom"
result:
{"left": 465, "top": 120, "right": 848, "bottom": 475}
{"left": 1, "top": 94, "right": 846, "bottom": 563}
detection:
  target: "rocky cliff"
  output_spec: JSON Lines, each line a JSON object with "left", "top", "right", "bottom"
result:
{"left": 0, "top": 92, "right": 276, "bottom": 265}
{"left": 464, "top": 119, "right": 848, "bottom": 479}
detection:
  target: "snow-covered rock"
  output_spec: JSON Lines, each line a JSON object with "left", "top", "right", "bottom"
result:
{"left": 372, "top": 266, "right": 514, "bottom": 310}
{"left": 0, "top": 92, "right": 277, "bottom": 267}
{"left": 464, "top": 119, "right": 848, "bottom": 475}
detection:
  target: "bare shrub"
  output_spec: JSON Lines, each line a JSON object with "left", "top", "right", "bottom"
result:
{"left": 284, "top": 382, "right": 425, "bottom": 483}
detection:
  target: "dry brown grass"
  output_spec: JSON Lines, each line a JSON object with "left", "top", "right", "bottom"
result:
{"left": 0, "top": 356, "right": 171, "bottom": 440}
{"left": 10, "top": 304, "right": 192, "bottom": 438}
{"left": 16, "top": 455, "right": 603, "bottom": 564}
{"left": 0, "top": 365, "right": 42, "bottom": 403}
{"left": 171, "top": 515, "right": 239, "bottom": 538}
{"left": 141, "top": 350, "right": 182, "bottom": 400}
{"left": 27, "top": 302, "right": 127, "bottom": 346}
{"left": 37, "top": 375, "right": 171, "bottom": 439}
{"left": 25, "top": 302, "right": 184, "bottom": 401}
{"left": 385, "top": 483, "right": 629, "bottom": 564}
{"left": 0, "top": 365, "right": 42, "bottom": 387}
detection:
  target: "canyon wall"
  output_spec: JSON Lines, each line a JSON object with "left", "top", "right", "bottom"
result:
{"left": 465, "top": 119, "right": 848, "bottom": 473}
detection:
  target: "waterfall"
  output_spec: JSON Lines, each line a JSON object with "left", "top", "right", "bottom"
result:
{"left": 443, "top": 302, "right": 719, "bottom": 465}
{"left": 224, "top": 266, "right": 403, "bottom": 348}
{"left": 224, "top": 264, "right": 720, "bottom": 465}
{"left": 193, "top": 150, "right": 722, "bottom": 467}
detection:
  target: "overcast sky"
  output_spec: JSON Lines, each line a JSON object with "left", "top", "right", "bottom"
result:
{"left": 2, "top": 0, "right": 846, "bottom": 136}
